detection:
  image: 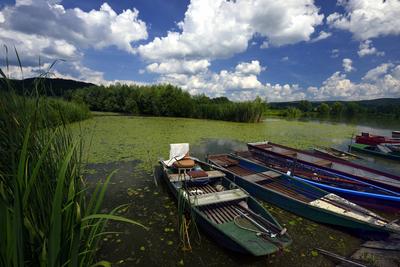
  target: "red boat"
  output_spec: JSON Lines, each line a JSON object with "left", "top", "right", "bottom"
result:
{"left": 355, "top": 132, "right": 400, "bottom": 146}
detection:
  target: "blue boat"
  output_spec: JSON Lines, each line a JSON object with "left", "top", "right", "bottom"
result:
{"left": 208, "top": 154, "right": 400, "bottom": 235}
{"left": 234, "top": 150, "right": 400, "bottom": 212}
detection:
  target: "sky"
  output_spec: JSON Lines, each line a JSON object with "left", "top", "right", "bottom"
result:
{"left": 0, "top": 0, "right": 400, "bottom": 102}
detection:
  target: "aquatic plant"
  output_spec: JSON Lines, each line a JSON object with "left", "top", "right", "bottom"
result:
{"left": 0, "top": 64, "right": 146, "bottom": 266}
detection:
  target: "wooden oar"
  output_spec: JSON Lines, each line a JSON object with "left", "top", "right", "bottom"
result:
{"left": 316, "top": 248, "right": 367, "bottom": 267}
{"left": 237, "top": 201, "right": 287, "bottom": 236}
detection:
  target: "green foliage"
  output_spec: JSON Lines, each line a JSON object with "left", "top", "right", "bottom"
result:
{"left": 330, "top": 102, "right": 345, "bottom": 116}
{"left": 298, "top": 100, "right": 312, "bottom": 112}
{"left": 69, "top": 84, "right": 267, "bottom": 122}
{"left": 0, "top": 77, "right": 145, "bottom": 266}
{"left": 316, "top": 103, "right": 330, "bottom": 115}
{"left": 283, "top": 107, "right": 302, "bottom": 118}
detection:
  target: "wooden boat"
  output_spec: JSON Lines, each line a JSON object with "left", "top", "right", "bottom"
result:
{"left": 235, "top": 150, "right": 400, "bottom": 211}
{"left": 247, "top": 141, "right": 400, "bottom": 193}
{"left": 356, "top": 132, "right": 400, "bottom": 146}
{"left": 312, "top": 147, "right": 361, "bottom": 161}
{"left": 349, "top": 143, "right": 400, "bottom": 161}
{"left": 160, "top": 156, "right": 291, "bottom": 256}
{"left": 207, "top": 154, "right": 400, "bottom": 235}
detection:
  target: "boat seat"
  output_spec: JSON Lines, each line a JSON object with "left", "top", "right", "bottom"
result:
{"left": 281, "top": 151, "right": 297, "bottom": 157}
{"left": 169, "top": 170, "right": 225, "bottom": 182}
{"left": 188, "top": 189, "right": 247, "bottom": 206}
{"left": 173, "top": 158, "right": 195, "bottom": 168}
{"left": 313, "top": 159, "right": 332, "bottom": 167}
{"left": 187, "top": 170, "right": 208, "bottom": 178}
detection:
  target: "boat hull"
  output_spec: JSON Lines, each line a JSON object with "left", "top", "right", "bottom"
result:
{"left": 248, "top": 142, "right": 400, "bottom": 193}
{"left": 208, "top": 156, "right": 399, "bottom": 235}
{"left": 349, "top": 144, "right": 400, "bottom": 161}
{"left": 159, "top": 164, "right": 291, "bottom": 256}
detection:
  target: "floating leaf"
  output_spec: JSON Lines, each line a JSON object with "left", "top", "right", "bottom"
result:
{"left": 311, "top": 250, "right": 318, "bottom": 257}
{"left": 140, "top": 246, "right": 145, "bottom": 251}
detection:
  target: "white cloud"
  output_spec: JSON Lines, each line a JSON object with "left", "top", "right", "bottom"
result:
{"left": 138, "top": 0, "right": 323, "bottom": 62}
{"left": 362, "top": 63, "right": 393, "bottom": 81}
{"left": 260, "top": 41, "right": 269, "bottom": 49}
{"left": 146, "top": 59, "right": 210, "bottom": 74}
{"left": 281, "top": 56, "right": 289, "bottom": 61}
{"left": 309, "top": 31, "right": 332, "bottom": 43}
{"left": 0, "top": 0, "right": 147, "bottom": 65}
{"left": 327, "top": 0, "right": 400, "bottom": 40}
{"left": 342, "top": 58, "right": 355, "bottom": 73}
{"left": 157, "top": 60, "right": 305, "bottom": 101}
{"left": 0, "top": 0, "right": 148, "bottom": 83}
{"left": 357, "top": 40, "right": 385, "bottom": 57}
{"left": 307, "top": 63, "right": 400, "bottom": 100}
{"left": 235, "top": 60, "right": 265, "bottom": 75}
{"left": 331, "top": 48, "right": 339, "bottom": 58}
{"left": 0, "top": 1, "right": 148, "bottom": 57}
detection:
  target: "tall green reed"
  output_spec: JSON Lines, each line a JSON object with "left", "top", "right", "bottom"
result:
{"left": 0, "top": 61, "right": 146, "bottom": 266}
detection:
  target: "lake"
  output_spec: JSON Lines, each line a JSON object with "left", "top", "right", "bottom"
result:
{"left": 77, "top": 115, "right": 400, "bottom": 266}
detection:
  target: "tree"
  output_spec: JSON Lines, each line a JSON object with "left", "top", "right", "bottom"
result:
{"left": 317, "top": 103, "right": 330, "bottom": 115}
{"left": 298, "top": 100, "right": 312, "bottom": 112}
{"left": 331, "top": 102, "right": 345, "bottom": 116}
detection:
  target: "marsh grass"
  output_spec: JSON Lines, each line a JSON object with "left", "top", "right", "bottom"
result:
{"left": 0, "top": 62, "right": 146, "bottom": 266}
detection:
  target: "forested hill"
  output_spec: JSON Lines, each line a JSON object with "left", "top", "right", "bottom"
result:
{"left": 0, "top": 78, "right": 95, "bottom": 96}
{"left": 270, "top": 98, "right": 400, "bottom": 109}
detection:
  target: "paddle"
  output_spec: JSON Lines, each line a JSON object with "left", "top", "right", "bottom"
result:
{"left": 237, "top": 201, "right": 287, "bottom": 236}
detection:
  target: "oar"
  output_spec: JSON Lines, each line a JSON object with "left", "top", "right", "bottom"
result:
{"left": 233, "top": 207, "right": 276, "bottom": 237}
{"left": 237, "top": 201, "right": 287, "bottom": 236}
{"left": 316, "top": 248, "right": 367, "bottom": 267}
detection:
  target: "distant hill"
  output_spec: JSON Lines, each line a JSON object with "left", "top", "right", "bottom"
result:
{"left": 269, "top": 98, "right": 400, "bottom": 109}
{"left": 0, "top": 78, "right": 95, "bottom": 96}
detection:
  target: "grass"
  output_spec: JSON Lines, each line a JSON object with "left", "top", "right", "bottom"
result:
{"left": 0, "top": 69, "right": 146, "bottom": 266}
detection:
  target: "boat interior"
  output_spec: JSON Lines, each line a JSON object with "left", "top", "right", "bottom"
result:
{"left": 208, "top": 154, "right": 325, "bottom": 204}
{"left": 250, "top": 143, "right": 400, "bottom": 187}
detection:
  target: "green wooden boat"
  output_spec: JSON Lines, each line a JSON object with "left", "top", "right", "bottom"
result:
{"left": 349, "top": 143, "right": 400, "bottom": 161}
{"left": 159, "top": 157, "right": 292, "bottom": 256}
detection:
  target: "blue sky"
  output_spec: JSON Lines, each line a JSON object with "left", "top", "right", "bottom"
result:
{"left": 0, "top": 0, "right": 400, "bottom": 101}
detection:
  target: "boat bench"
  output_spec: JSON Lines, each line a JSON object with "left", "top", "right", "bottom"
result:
{"left": 313, "top": 159, "right": 332, "bottom": 167}
{"left": 169, "top": 170, "right": 225, "bottom": 182}
{"left": 243, "top": 171, "right": 281, "bottom": 183}
{"left": 187, "top": 188, "right": 247, "bottom": 206}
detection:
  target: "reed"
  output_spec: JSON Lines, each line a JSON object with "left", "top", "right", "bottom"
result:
{"left": 0, "top": 68, "right": 146, "bottom": 266}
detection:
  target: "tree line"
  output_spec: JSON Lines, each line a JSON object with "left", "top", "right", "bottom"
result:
{"left": 279, "top": 100, "right": 400, "bottom": 118}
{"left": 67, "top": 84, "right": 266, "bottom": 122}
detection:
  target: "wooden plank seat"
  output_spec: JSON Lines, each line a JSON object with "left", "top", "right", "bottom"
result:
{"left": 280, "top": 150, "right": 297, "bottom": 157}
{"left": 168, "top": 170, "right": 225, "bottom": 182}
{"left": 313, "top": 159, "right": 332, "bottom": 167}
{"left": 188, "top": 188, "right": 247, "bottom": 206}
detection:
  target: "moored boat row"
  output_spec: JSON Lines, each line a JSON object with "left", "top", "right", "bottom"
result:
{"left": 159, "top": 141, "right": 400, "bottom": 257}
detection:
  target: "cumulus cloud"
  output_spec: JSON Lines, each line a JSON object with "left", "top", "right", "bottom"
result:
{"left": 327, "top": 0, "right": 400, "bottom": 40}
{"left": 235, "top": 60, "right": 265, "bottom": 75}
{"left": 362, "top": 63, "right": 393, "bottom": 81}
{"left": 331, "top": 48, "right": 339, "bottom": 58}
{"left": 146, "top": 59, "right": 210, "bottom": 74}
{"left": 307, "top": 63, "right": 400, "bottom": 100}
{"left": 309, "top": 31, "right": 332, "bottom": 43}
{"left": 260, "top": 41, "right": 269, "bottom": 49}
{"left": 0, "top": 0, "right": 148, "bottom": 83}
{"left": 157, "top": 60, "right": 305, "bottom": 101}
{"left": 0, "top": 0, "right": 147, "bottom": 59}
{"left": 342, "top": 58, "right": 355, "bottom": 72}
{"left": 357, "top": 40, "right": 385, "bottom": 57}
{"left": 138, "top": 0, "right": 323, "bottom": 62}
